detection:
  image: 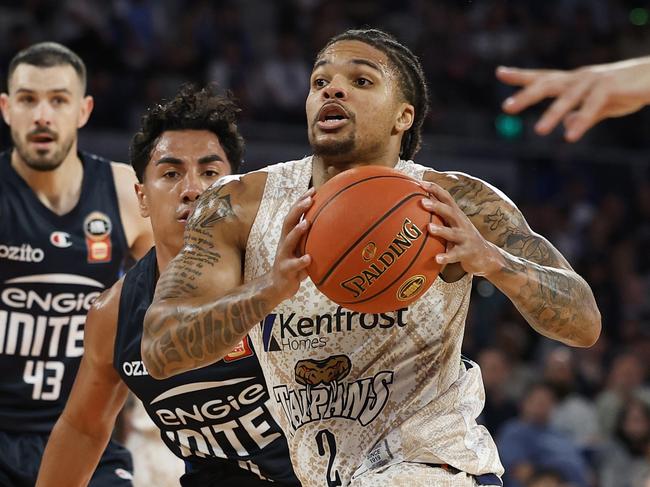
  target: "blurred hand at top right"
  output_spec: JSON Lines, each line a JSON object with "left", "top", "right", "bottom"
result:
{"left": 496, "top": 57, "right": 650, "bottom": 142}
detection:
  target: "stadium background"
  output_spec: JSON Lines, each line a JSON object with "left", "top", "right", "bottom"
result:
{"left": 0, "top": 1, "right": 648, "bottom": 486}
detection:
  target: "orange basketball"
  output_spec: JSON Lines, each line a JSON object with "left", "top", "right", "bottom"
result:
{"left": 300, "top": 165, "right": 446, "bottom": 313}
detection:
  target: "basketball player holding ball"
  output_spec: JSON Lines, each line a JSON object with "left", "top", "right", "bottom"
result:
{"left": 143, "top": 29, "right": 601, "bottom": 487}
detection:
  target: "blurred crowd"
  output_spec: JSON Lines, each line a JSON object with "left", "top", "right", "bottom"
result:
{"left": 465, "top": 159, "right": 650, "bottom": 487}
{"left": 1, "top": 0, "right": 650, "bottom": 142}
{"left": 0, "top": 1, "right": 648, "bottom": 486}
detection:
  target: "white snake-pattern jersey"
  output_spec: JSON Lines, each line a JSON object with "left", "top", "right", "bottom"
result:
{"left": 245, "top": 157, "right": 504, "bottom": 487}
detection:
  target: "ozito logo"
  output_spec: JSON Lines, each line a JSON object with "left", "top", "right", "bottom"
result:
{"left": 0, "top": 243, "right": 44, "bottom": 262}
{"left": 260, "top": 306, "right": 408, "bottom": 353}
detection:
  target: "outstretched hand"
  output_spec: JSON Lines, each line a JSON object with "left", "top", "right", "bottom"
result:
{"left": 497, "top": 57, "right": 650, "bottom": 141}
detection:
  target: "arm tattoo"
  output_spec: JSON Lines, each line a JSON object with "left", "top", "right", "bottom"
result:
{"left": 449, "top": 176, "right": 600, "bottom": 345}
{"left": 143, "top": 184, "right": 275, "bottom": 377}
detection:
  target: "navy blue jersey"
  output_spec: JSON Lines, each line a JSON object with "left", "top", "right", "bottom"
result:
{"left": 115, "top": 248, "right": 300, "bottom": 486}
{"left": 0, "top": 150, "right": 129, "bottom": 432}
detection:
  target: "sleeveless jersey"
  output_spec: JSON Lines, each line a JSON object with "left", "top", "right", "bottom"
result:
{"left": 245, "top": 157, "right": 504, "bottom": 486}
{"left": 0, "top": 150, "right": 129, "bottom": 433}
{"left": 114, "top": 248, "right": 300, "bottom": 485}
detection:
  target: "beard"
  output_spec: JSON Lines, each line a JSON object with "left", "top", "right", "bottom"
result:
{"left": 310, "top": 131, "right": 356, "bottom": 157}
{"left": 12, "top": 128, "right": 74, "bottom": 172}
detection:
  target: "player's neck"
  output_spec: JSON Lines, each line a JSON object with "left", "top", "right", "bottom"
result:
{"left": 154, "top": 243, "right": 180, "bottom": 275}
{"left": 11, "top": 144, "right": 83, "bottom": 216}
{"left": 311, "top": 152, "right": 400, "bottom": 188}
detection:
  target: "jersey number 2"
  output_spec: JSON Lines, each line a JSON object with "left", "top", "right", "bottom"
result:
{"left": 316, "top": 429, "right": 342, "bottom": 487}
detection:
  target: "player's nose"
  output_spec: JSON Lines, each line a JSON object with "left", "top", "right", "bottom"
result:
{"left": 180, "top": 171, "right": 202, "bottom": 202}
{"left": 33, "top": 100, "right": 54, "bottom": 126}
{"left": 322, "top": 75, "right": 348, "bottom": 100}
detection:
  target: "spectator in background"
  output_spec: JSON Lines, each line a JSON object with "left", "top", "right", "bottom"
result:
{"left": 542, "top": 347, "right": 601, "bottom": 453}
{"left": 478, "top": 347, "right": 519, "bottom": 435}
{"left": 596, "top": 352, "right": 650, "bottom": 438}
{"left": 525, "top": 468, "right": 569, "bottom": 487}
{"left": 598, "top": 398, "right": 650, "bottom": 487}
{"left": 254, "top": 32, "right": 310, "bottom": 122}
{"left": 498, "top": 382, "right": 591, "bottom": 487}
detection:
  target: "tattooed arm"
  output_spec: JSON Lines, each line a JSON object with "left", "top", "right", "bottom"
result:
{"left": 142, "top": 175, "right": 314, "bottom": 379}
{"left": 421, "top": 172, "right": 601, "bottom": 347}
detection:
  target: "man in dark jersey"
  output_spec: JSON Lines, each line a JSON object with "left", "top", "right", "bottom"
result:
{"left": 36, "top": 84, "right": 300, "bottom": 487}
{"left": 0, "top": 42, "right": 153, "bottom": 486}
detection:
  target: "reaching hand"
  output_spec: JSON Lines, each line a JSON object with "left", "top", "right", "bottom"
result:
{"left": 270, "top": 188, "right": 314, "bottom": 301}
{"left": 496, "top": 57, "right": 650, "bottom": 142}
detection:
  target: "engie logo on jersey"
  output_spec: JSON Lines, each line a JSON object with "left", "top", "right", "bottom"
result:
{"left": 50, "top": 231, "right": 72, "bottom": 248}
{"left": 83, "top": 211, "right": 112, "bottom": 263}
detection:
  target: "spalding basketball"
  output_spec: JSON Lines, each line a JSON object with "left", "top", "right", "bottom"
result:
{"left": 300, "top": 165, "right": 446, "bottom": 313}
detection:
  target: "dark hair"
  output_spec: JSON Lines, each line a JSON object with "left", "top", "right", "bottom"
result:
{"left": 318, "top": 29, "right": 430, "bottom": 160}
{"left": 130, "top": 84, "right": 244, "bottom": 181}
{"left": 8, "top": 42, "right": 87, "bottom": 92}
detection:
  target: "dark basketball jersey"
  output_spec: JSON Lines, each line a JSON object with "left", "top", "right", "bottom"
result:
{"left": 114, "top": 248, "right": 300, "bottom": 486}
{"left": 0, "top": 150, "right": 129, "bottom": 433}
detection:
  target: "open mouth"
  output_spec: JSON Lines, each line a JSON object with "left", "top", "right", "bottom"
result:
{"left": 177, "top": 208, "right": 193, "bottom": 223}
{"left": 316, "top": 103, "right": 350, "bottom": 131}
{"left": 28, "top": 131, "right": 56, "bottom": 146}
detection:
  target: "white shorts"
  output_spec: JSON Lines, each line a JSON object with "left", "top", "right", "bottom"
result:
{"left": 349, "top": 462, "right": 502, "bottom": 487}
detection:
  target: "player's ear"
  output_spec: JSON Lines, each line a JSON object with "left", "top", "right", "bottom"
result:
{"left": 0, "top": 93, "right": 11, "bottom": 125}
{"left": 395, "top": 102, "right": 414, "bottom": 134}
{"left": 77, "top": 95, "right": 94, "bottom": 129}
{"left": 134, "top": 182, "right": 150, "bottom": 218}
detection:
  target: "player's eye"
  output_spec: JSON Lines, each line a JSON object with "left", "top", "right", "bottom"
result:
{"left": 313, "top": 78, "right": 328, "bottom": 88}
{"left": 203, "top": 169, "right": 220, "bottom": 177}
{"left": 355, "top": 77, "right": 372, "bottom": 87}
{"left": 163, "top": 170, "right": 180, "bottom": 179}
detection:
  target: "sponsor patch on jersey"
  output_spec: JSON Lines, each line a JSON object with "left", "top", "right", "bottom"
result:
{"left": 224, "top": 336, "right": 254, "bottom": 362}
{"left": 49, "top": 231, "right": 72, "bottom": 248}
{"left": 0, "top": 243, "right": 44, "bottom": 262}
{"left": 83, "top": 211, "right": 112, "bottom": 263}
{"left": 259, "top": 306, "right": 408, "bottom": 353}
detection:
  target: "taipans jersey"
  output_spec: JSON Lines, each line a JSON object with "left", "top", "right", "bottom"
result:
{"left": 245, "top": 157, "right": 504, "bottom": 487}
{"left": 115, "top": 248, "right": 300, "bottom": 485}
{"left": 0, "top": 150, "right": 129, "bottom": 433}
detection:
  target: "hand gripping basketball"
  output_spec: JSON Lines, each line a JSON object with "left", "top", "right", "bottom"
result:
{"left": 270, "top": 188, "right": 314, "bottom": 302}
{"left": 300, "top": 166, "right": 446, "bottom": 313}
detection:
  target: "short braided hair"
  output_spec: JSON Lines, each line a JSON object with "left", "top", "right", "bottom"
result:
{"left": 319, "top": 29, "right": 430, "bottom": 160}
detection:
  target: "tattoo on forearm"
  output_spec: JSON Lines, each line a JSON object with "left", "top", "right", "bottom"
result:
{"left": 143, "top": 183, "right": 274, "bottom": 376}
{"left": 448, "top": 175, "right": 598, "bottom": 343}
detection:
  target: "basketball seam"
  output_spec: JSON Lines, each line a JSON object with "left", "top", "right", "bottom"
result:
{"left": 316, "top": 191, "right": 428, "bottom": 287}
{"left": 302, "top": 174, "right": 414, "bottom": 256}
{"left": 337, "top": 210, "right": 435, "bottom": 306}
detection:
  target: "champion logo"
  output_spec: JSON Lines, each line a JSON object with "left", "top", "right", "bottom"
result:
{"left": 114, "top": 468, "right": 133, "bottom": 480}
{"left": 50, "top": 231, "right": 72, "bottom": 248}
